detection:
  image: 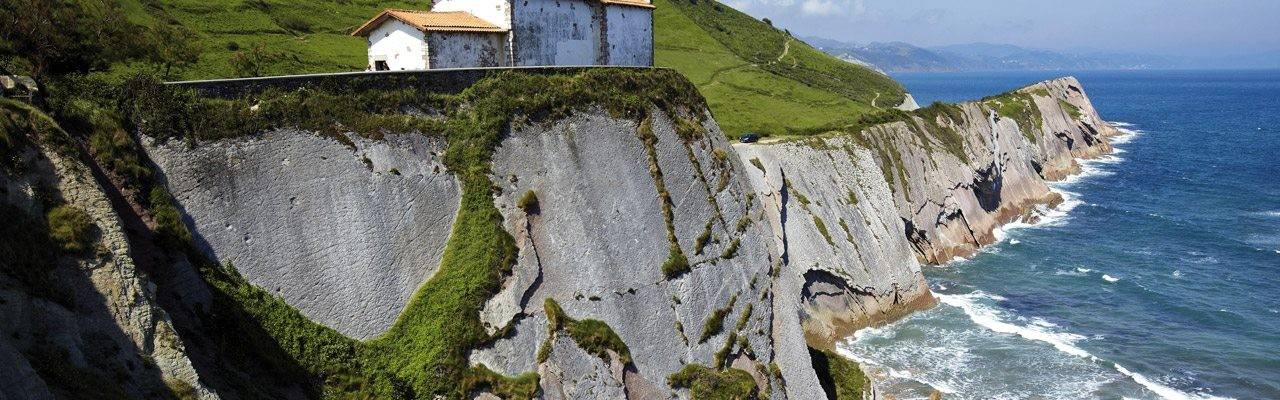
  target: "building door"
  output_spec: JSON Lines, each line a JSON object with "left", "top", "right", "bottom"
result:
{"left": 374, "top": 60, "right": 390, "bottom": 71}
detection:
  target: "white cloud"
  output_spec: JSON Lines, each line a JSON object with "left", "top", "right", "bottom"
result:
{"left": 738, "top": 0, "right": 862, "bottom": 17}
{"left": 800, "top": 0, "right": 843, "bottom": 15}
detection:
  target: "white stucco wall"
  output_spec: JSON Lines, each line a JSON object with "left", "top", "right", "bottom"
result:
{"left": 511, "top": 0, "right": 603, "bottom": 66}
{"left": 366, "top": 20, "right": 427, "bottom": 71}
{"left": 426, "top": 32, "right": 510, "bottom": 69}
{"left": 431, "top": 0, "right": 513, "bottom": 30}
{"left": 604, "top": 4, "right": 653, "bottom": 66}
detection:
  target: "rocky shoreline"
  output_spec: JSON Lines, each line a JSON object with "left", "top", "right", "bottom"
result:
{"left": 737, "top": 77, "right": 1121, "bottom": 352}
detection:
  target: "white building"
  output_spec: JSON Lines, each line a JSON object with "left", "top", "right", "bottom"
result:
{"left": 352, "top": 0, "right": 654, "bottom": 71}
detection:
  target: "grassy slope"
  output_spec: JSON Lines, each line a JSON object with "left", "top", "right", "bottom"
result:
{"left": 109, "top": 0, "right": 420, "bottom": 80}
{"left": 654, "top": 0, "right": 906, "bottom": 137}
{"left": 98, "top": 0, "right": 905, "bottom": 137}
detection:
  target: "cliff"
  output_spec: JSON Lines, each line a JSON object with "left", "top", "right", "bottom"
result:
{"left": 735, "top": 76, "right": 1118, "bottom": 347}
{"left": 0, "top": 70, "right": 1116, "bottom": 399}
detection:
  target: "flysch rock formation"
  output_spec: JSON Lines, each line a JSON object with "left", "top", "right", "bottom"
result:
{"left": 100, "top": 74, "right": 1114, "bottom": 399}
{"left": 0, "top": 135, "right": 212, "bottom": 399}
{"left": 889, "top": 76, "right": 1117, "bottom": 265}
{"left": 735, "top": 77, "right": 1118, "bottom": 351}
{"left": 471, "top": 109, "right": 785, "bottom": 398}
{"left": 733, "top": 141, "right": 934, "bottom": 349}
{"left": 143, "top": 130, "right": 460, "bottom": 339}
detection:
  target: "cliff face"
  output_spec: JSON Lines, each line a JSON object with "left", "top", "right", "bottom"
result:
{"left": 144, "top": 130, "right": 461, "bottom": 339}
{"left": 752, "top": 78, "right": 1116, "bottom": 266}
{"left": 734, "top": 77, "right": 1117, "bottom": 352}
{"left": 0, "top": 102, "right": 212, "bottom": 399}
{"left": 1, "top": 71, "right": 1115, "bottom": 399}
{"left": 882, "top": 77, "right": 1117, "bottom": 264}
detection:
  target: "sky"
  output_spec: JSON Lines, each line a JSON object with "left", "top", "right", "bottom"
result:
{"left": 723, "top": 0, "right": 1280, "bottom": 65}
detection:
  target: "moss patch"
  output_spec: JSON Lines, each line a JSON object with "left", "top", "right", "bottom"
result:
{"left": 517, "top": 190, "right": 539, "bottom": 214}
{"left": 699, "top": 293, "right": 739, "bottom": 344}
{"left": 668, "top": 364, "right": 758, "bottom": 400}
{"left": 812, "top": 215, "right": 835, "bottom": 247}
{"left": 983, "top": 92, "right": 1043, "bottom": 143}
{"left": 543, "top": 298, "right": 633, "bottom": 365}
{"left": 1059, "top": 99, "right": 1083, "bottom": 120}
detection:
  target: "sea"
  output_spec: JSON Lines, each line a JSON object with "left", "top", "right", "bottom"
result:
{"left": 838, "top": 70, "right": 1280, "bottom": 400}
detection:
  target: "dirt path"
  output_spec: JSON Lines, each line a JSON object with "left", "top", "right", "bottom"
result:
{"left": 776, "top": 38, "right": 792, "bottom": 63}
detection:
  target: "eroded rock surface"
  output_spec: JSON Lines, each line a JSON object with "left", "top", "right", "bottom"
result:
{"left": 472, "top": 109, "right": 782, "bottom": 398}
{"left": 1, "top": 140, "right": 212, "bottom": 399}
{"left": 143, "top": 130, "right": 460, "bottom": 339}
{"left": 735, "top": 77, "right": 1117, "bottom": 362}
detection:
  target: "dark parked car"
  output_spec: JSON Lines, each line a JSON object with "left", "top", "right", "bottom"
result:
{"left": 739, "top": 133, "right": 760, "bottom": 143}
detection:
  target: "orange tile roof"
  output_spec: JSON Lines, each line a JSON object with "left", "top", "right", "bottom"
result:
{"left": 601, "top": 0, "right": 655, "bottom": 8}
{"left": 352, "top": 9, "right": 507, "bottom": 36}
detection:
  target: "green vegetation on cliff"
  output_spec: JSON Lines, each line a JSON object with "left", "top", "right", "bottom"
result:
{"left": 811, "top": 347, "right": 870, "bottom": 400}
{"left": 655, "top": 0, "right": 906, "bottom": 137}
{"left": 668, "top": 364, "right": 758, "bottom": 400}
{"left": 126, "top": 68, "right": 705, "bottom": 398}
{"left": 544, "top": 298, "right": 634, "bottom": 365}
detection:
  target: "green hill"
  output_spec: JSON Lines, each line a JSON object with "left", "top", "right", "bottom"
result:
{"left": 654, "top": 0, "right": 906, "bottom": 137}
{"left": 4, "top": 0, "right": 904, "bottom": 137}
{"left": 113, "top": 0, "right": 907, "bottom": 137}
{"left": 108, "top": 0, "right": 421, "bottom": 79}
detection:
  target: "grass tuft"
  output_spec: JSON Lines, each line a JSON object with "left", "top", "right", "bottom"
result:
{"left": 698, "top": 294, "right": 738, "bottom": 344}
{"left": 46, "top": 205, "right": 97, "bottom": 254}
{"left": 667, "top": 364, "right": 757, "bottom": 400}
{"left": 543, "top": 298, "right": 633, "bottom": 365}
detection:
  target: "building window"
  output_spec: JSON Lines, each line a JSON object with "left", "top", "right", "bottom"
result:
{"left": 374, "top": 61, "right": 390, "bottom": 71}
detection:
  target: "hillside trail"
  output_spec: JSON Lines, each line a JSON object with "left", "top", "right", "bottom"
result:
{"left": 703, "top": 37, "right": 795, "bottom": 89}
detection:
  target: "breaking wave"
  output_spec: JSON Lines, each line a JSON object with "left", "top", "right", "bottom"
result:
{"left": 938, "top": 292, "right": 1233, "bottom": 400}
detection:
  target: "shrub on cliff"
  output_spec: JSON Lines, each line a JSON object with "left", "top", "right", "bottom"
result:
{"left": 47, "top": 205, "right": 97, "bottom": 254}
{"left": 667, "top": 364, "right": 758, "bottom": 400}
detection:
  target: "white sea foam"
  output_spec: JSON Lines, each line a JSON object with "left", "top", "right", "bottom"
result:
{"left": 986, "top": 190, "right": 1081, "bottom": 247}
{"left": 938, "top": 292, "right": 1093, "bottom": 358}
{"left": 1172, "top": 270, "right": 1183, "bottom": 278}
{"left": 1077, "top": 267, "right": 1093, "bottom": 273}
{"left": 1109, "top": 124, "right": 1144, "bottom": 145}
{"left": 1113, "top": 364, "right": 1233, "bottom": 400}
{"left": 938, "top": 291, "right": 1235, "bottom": 400}
{"left": 1055, "top": 268, "right": 1087, "bottom": 277}
{"left": 1009, "top": 239, "right": 1021, "bottom": 245}
{"left": 1110, "top": 121, "right": 1135, "bottom": 127}
{"left": 1102, "top": 274, "right": 1120, "bottom": 283}
{"left": 842, "top": 327, "right": 961, "bottom": 395}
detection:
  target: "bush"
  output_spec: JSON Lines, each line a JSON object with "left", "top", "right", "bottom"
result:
{"left": 517, "top": 190, "right": 539, "bottom": 214}
{"left": 811, "top": 347, "right": 869, "bottom": 399}
{"left": 46, "top": 205, "right": 97, "bottom": 253}
{"left": 667, "top": 364, "right": 757, "bottom": 400}
{"left": 661, "top": 244, "right": 691, "bottom": 279}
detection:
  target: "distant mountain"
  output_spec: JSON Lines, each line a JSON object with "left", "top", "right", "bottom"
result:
{"left": 807, "top": 39, "right": 1175, "bottom": 72}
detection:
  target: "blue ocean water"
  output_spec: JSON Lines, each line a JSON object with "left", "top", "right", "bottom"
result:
{"left": 839, "top": 70, "right": 1280, "bottom": 400}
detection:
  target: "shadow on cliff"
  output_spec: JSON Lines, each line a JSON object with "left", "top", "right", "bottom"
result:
{"left": 1, "top": 150, "right": 175, "bottom": 398}
{"left": 85, "top": 139, "right": 317, "bottom": 399}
